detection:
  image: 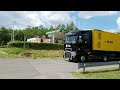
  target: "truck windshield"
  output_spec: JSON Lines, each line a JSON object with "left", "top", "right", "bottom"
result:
{"left": 65, "top": 35, "right": 77, "bottom": 44}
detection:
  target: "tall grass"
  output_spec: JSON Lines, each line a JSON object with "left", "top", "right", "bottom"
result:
{"left": 32, "top": 50, "right": 63, "bottom": 58}
{"left": 2, "top": 47, "right": 25, "bottom": 54}
{"left": 0, "top": 47, "right": 64, "bottom": 59}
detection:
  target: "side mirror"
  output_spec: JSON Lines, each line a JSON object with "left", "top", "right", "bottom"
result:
{"left": 78, "top": 36, "right": 82, "bottom": 43}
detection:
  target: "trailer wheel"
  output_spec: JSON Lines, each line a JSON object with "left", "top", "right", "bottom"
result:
{"left": 81, "top": 56, "right": 86, "bottom": 62}
{"left": 103, "top": 56, "right": 108, "bottom": 61}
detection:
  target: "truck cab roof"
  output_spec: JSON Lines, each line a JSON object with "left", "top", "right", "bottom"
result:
{"left": 66, "top": 29, "right": 92, "bottom": 36}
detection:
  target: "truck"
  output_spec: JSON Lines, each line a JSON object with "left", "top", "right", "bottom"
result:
{"left": 64, "top": 29, "right": 120, "bottom": 62}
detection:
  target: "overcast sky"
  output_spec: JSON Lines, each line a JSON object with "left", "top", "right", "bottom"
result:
{"left": 0, "top": 11, "right": 120, "bottom": 32}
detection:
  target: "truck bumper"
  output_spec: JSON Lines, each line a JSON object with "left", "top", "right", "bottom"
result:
{"left": 64, "top": 51, "right": 77, "bottom": 61}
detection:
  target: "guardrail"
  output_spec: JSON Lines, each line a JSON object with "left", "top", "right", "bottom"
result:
{"left": 78, "top": 61, "right": 120, "bottom": 73}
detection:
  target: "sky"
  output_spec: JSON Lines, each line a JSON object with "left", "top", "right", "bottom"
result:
{"left": 0, "top": 11, "right": 120, "bottom": 32}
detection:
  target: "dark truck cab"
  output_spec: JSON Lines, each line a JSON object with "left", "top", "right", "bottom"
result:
{"left": 64, "top": 30, "right": 92, "bottom": 62}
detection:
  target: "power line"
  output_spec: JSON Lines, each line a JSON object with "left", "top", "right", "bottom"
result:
{"left": 83, "top": 19, "right": 84, "bottom": 29}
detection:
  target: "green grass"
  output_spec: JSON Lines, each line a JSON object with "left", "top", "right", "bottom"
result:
{"left": 0, "top": 47, "right": 64, "bottom": 59}
{"left": 72, "top": 68, "right": 120, "bottom": 79}
{"left": 2, "top": 47, "right": 25, "bottom": 54}
{"left": 31, "top": 49, "right": 63, "bottom": 59}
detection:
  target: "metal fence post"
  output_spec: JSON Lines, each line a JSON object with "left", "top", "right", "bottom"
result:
{"left": 119, "top": 63, "right": 120, "bottom": 70}
{"left": 83, "top": 64, "right": 86, "bottom": 73}
{"left": 78, "top": 62, "right": 80, "bottom": 69}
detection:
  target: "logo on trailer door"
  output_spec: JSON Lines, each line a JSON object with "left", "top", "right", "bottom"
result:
{"left": 98, "top": 42, "right": 101, "bottom": 48}
{"left": 98, "top": 33, "right": 101, "bottom": 40}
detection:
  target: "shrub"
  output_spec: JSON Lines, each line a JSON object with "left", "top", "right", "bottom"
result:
{"left": 7, "top": 41, "right": 64, "bottom": 50}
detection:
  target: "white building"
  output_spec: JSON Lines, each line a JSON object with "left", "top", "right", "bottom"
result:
{"left": 27, "top": 38, "right": 50, "bottom": 43}
{"left": 27, "top": 38, "right": 41, "bottom": 42}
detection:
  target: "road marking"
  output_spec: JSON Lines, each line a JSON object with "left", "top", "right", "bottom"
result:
{"left": 49, "top": 60, "right": 61, "bottom": 64}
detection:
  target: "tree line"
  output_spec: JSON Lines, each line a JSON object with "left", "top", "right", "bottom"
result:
{"left": 0, "top": 22, "right": 78, "bottom": 45}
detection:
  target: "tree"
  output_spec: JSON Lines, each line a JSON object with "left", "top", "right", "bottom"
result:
{"left": 75, "top": 27, "right": 79, "bottom": 30}
{"left": 65, "top": 21, "right": 76, "bottom": 33}
{"left": 14, "top": 30, "right": 24, "bottom": 41}
{"left": 69, "top": 21, "right": 75, "bottom": 30}
{"left": 49, "top": 25, "right": 54, "bottom": 31}
{"left": 61, "top": 24, "right": 65, "bottom": 32}
{"left": 0, "top": 27, "right": 11, "bottom": 45}
{"left": 39, "top": 25, "right": 43, "bottom": 29}
{"left": 0, "top": 23, "right": 78, "bottom": 45}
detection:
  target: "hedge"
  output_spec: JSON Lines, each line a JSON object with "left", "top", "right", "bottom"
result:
{"left": 7, "top": 41, "right": 64, "bottom": 50}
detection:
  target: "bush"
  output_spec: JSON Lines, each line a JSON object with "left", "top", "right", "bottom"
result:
{"left": 0, "top": 45, "right": 8, "bottom": 48}
{"left": 7, "top": 41, "right": 64, "bottom": 50}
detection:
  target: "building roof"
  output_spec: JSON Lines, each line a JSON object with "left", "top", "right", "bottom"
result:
{"left": 46, "top": 29, "right": 64, "bottom": 39}
{"left": 46, "top": 30, "right": 62, "bottom": 35}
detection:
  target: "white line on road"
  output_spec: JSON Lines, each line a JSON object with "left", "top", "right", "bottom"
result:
{"left": 49, "top": 60, "right": 62, "bottom": 64}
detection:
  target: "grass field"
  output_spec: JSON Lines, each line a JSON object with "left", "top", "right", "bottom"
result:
{"left": 72, "top": 67, "right": 120, "bottom": 79}
{"left": 0, "top": 47, "right": 64, "bottom": 59}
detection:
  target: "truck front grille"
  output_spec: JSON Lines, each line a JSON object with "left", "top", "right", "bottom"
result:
{"left": 65, "top": 52, "right": 71, "bottom": 58}
{"left": 65, "top": 48, "right": 72, "bottom": 51}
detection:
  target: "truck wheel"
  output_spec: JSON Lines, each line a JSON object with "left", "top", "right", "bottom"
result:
{"left": 103, "top": 56, "right": 108, "bottom": 61}
{"left": 69, "top": 58, "right": 73, "bottom": 62}
{"left": 81, "top": 56, "right": 86, "bottom": 62}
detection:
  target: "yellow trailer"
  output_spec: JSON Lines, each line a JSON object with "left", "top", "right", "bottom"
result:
{"left": 92, "top": 29, "right": 120, "bottom": 52}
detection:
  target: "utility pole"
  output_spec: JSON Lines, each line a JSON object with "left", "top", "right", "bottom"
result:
{"left": 79, "top": 20, "right": 80, "bottom": 29}
{"left": 52, "top": 34, "right": 54, "bottom": 43}
{"left": 11, "top": 33, "right": 12, "bottom": 41}
{"left": 73, "top": 16, "right": 76, "bottom": 30}
{"left": 13, "top": 21, "right": 16, "bottom": 42}
{"left": 24, "top": 35, "right": 26, "bottom": 49}
{"left": 83, "top": 19, "right": 84, "bottom": 29}
{"left": 83, "top": 19, "right": 86, "bottom": 29}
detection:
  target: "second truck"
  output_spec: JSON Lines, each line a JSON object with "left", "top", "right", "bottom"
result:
{"left": 64, "top": 29, "right": 120, "bottom": 62}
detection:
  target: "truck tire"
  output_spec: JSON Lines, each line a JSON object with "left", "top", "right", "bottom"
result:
{"left": 69, "top": 58, "right": 73, "bottom": 62}
{"left": 80, "top": 55, "right": 87, "bottom": 62}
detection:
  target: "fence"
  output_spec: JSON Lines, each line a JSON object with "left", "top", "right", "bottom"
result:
{"left": 78, "top": 61, "right": 120, "bottom": 73}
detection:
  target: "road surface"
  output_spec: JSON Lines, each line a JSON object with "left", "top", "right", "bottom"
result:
{"left": 0, "top": 58, "right": 118, "bottom": 79}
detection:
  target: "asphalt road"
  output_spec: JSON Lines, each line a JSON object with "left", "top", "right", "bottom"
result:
{"left": 0, "top": 58, "right": 119, "bottom": 79}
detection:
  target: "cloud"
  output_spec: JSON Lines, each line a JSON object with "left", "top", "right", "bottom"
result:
{"left": 0, "top": 11, "right": 72, "bottom": 29}
{"left": 78, "top": 11, "right": 118, "bottom": 19}
{"left": 103, "top": 29, "right": 119, "bottom": 33}
{"left": 117, "top": 17, "right": 120, "bottom": 30}
{"left": 0, "top": 11, "right": 44, "bottom": 29}
{"left": 1, "top": 11, "right": 118, "bottom": 30}
{"left": 39, "top": 11, "right": 72, "bottom": 26}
